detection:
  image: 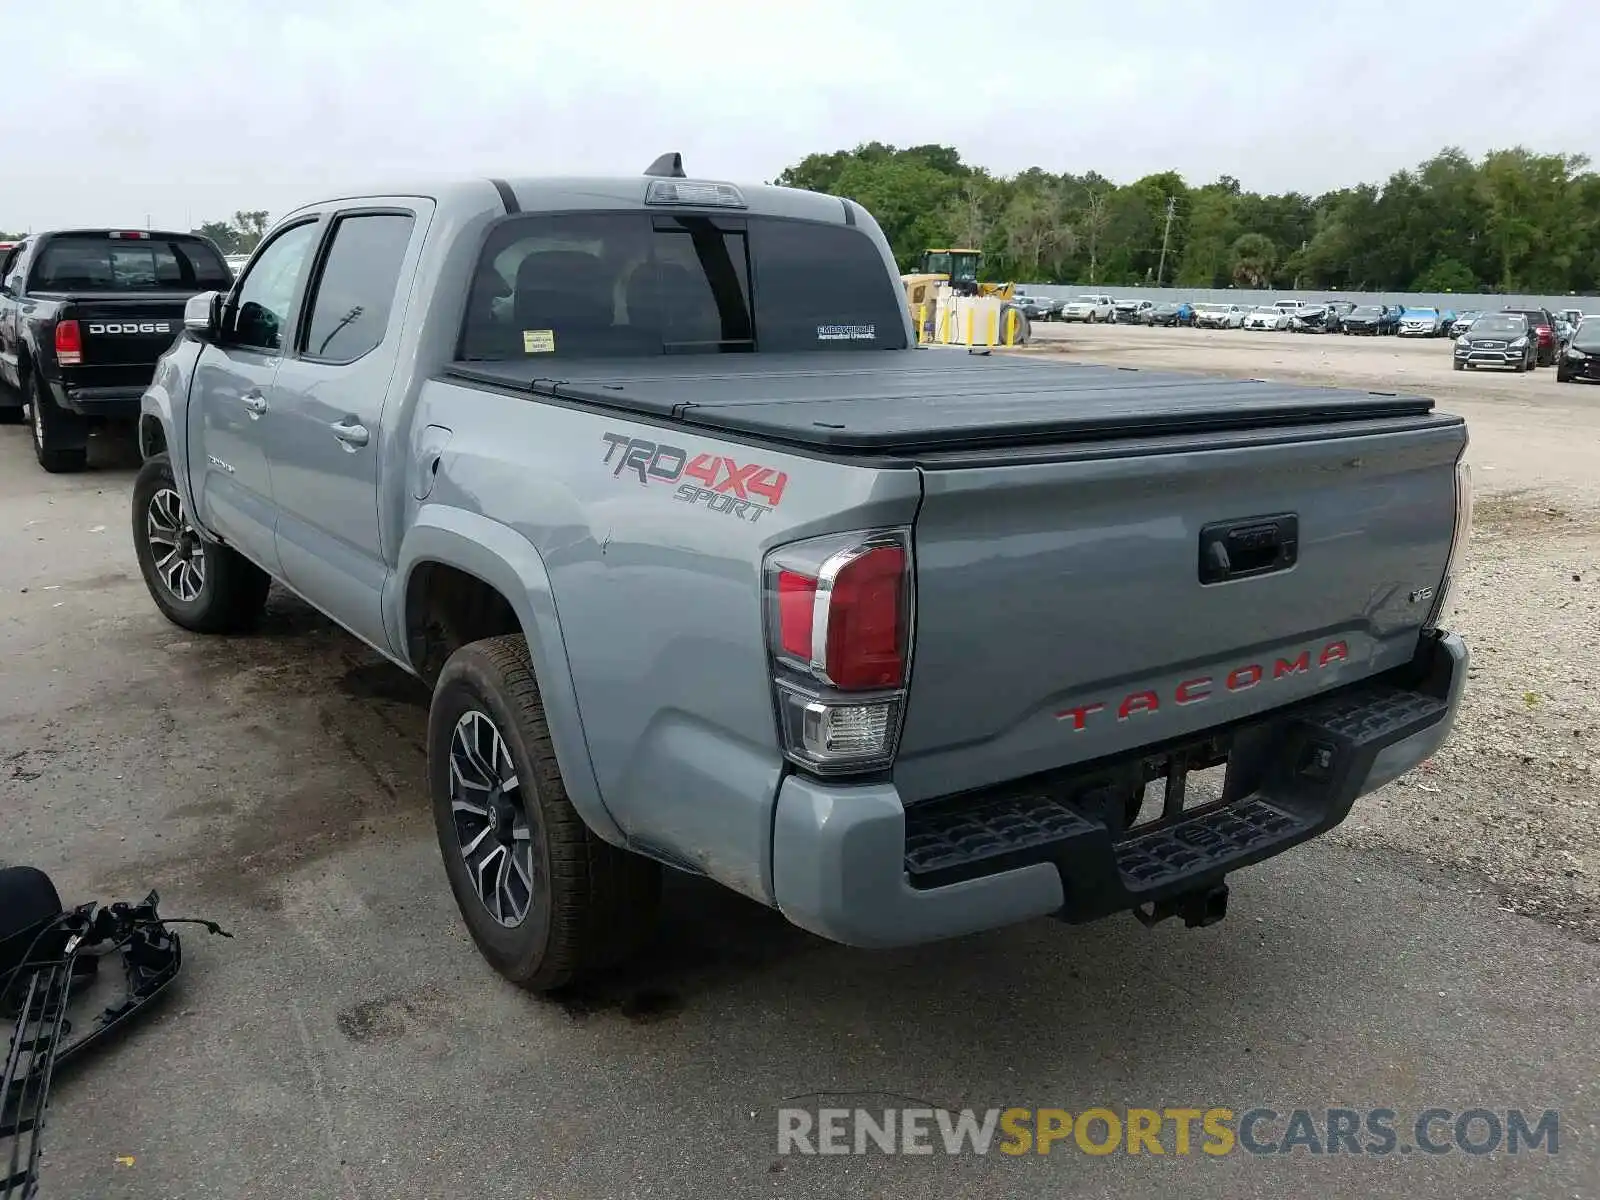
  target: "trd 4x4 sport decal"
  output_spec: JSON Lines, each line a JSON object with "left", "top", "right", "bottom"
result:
{"left": 599, "top": 432, "right": 789, "bottom": 524}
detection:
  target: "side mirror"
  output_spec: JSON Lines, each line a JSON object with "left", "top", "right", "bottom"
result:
{"left": 184, "top": 290, "right": 223, "bottom": 340}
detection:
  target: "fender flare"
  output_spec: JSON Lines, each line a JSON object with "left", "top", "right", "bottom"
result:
{"left": 138, "top": 340, "right": 207, "bottom": 530}
{"left": 391, "top": 506, "right": 626, "bottom": 847}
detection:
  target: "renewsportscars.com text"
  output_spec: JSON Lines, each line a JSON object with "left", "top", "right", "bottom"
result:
{"left": 776, "top": 1106, "right": 1560, "bottom": 1157}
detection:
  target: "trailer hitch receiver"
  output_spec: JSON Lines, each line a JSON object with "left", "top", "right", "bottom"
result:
{"left": 1133, "top": 881, "right": 1230, "bottom": 929}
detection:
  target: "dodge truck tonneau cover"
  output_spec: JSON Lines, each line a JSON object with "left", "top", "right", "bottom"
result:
{"left": 1, "top": 230, "right": 233, "bottom": 472}
{"left": 131, "top": 162, "right": 1472, "bottom": 992}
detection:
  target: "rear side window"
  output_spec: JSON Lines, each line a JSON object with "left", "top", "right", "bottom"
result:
{"left": 301, "top": 213, "right": 416, "bottom": 363}
{"left": 457, "top": 211, "right": 906, "bottom": 361}
{"left": 30, "top": 234, "right": 231, "bottom": 292}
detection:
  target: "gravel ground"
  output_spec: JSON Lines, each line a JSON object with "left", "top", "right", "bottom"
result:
{"left": 1027, "top": 323, "right": 1600, "bottom": 939}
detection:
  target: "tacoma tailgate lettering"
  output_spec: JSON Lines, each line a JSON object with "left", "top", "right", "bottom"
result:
{"left": 1056, "top": 640, "right": 1350, "bottom": 731}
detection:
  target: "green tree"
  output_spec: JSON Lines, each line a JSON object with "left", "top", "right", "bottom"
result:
{"left": 1412, "top": 257, "right": 1480, "bottom": 293}
{"left": 231, "top": 210, "right": 271, "bottom": 252}
{"left": 1176, "top": 184, "right": 1238, "bottom": 287}
{"left": 1002, "top": 186, "right": 1076, "bottom": 280}
{"left": 193, "top": 220, "right": 240, "bottom": 254}
{"left": 768, "top": 141, "right": 1600, "bottom": 290}
{"left": 1229, "top": 233, "right": 1277, "bottom": 288}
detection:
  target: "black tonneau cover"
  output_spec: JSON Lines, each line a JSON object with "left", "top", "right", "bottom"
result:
{"left": 446, "top": 349, "right": 1435, "bottom": 454}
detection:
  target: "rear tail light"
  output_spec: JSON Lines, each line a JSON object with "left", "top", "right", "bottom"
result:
{"left": 1425, "top": 456, "right": 1474, "bottom": 631}
{"left": 55, "top": 320, "right": 82, "bottom": 366}
{"left": 764, "top": 529, "right": 913, "bottom": 774}
{"left": 108, "top": 230, "right": 150, "bottom": 240}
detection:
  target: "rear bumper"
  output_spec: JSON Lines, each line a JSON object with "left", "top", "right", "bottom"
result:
{"left": 770, "top": 630, "right": 1467, "bottom": 948}
{"left": 50, "top": 382, "right": 145, "bottom": 418}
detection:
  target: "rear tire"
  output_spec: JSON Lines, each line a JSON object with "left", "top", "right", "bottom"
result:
{"left": 0, "top": 404, "right": 23, "bottom": 425}
{"left": 131, "top": 453, "right": 271, "bottom": 633}
{"left": 428, "top": 635, "right": 661, "bottom": 992}
{"left": 28, "top": 374, "right": 87, "bottom": 473}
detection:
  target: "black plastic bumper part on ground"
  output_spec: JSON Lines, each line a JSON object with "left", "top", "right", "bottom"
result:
{"left": 902, "top": 635, "right": 1456, "bottom": 924}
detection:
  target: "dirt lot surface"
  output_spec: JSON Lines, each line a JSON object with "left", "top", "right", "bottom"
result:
{"left": 3, "top": 328, "right": 1598, "bottom": 1200}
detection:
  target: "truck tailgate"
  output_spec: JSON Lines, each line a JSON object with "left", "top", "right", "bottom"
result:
{"left": 893, "top": 416, "right": 1465, "bottom": 801}
{"left": 64, "top": 295, "right": 188, "bottom": 389}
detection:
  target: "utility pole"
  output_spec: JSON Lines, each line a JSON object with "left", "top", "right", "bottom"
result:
{"left": 1155, "top": 195, "right": 1177, "bottom": 287}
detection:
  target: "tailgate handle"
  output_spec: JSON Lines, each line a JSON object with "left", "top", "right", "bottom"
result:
{"left": 1199, "top": 514, "right": 1298, "bottom": 584}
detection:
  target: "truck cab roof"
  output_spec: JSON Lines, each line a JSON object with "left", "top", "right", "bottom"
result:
{"left": 281, "top": 174, "right": 858, "bottom": 229}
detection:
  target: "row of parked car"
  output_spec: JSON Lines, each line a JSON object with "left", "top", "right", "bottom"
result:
{"left": 1019, "top": 291, "right": 1593, "bottom": 344}
{"left": 1451, "top": 307, "right": 1600, "bottom": 378}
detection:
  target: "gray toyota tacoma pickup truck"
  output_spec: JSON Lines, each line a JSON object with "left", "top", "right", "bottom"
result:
{"left": 131, "top": 157, "right": 1473, "bottom": 992}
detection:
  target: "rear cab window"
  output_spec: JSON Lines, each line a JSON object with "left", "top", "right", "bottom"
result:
{"left": 457, "top": 211, "right": 906, "bottom": 361}
{"left": 28, "top": 233, "right": 231, "bottom": 293}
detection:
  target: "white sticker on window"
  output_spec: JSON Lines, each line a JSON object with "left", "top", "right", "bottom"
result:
{"left": 817, "top": 324, "right": 876, "bottom": 341}
{"left": 523, "top": 329, "right": 555, "bottom": 354}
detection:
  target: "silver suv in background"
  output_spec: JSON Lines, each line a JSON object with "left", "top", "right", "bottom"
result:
{"left": 1059, "top": 294, "right": 1114, "bottom": 322}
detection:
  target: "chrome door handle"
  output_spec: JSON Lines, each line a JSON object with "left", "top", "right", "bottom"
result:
{"left": 242, "top": 392, "right": 268, "bottom": 415}
{"left": 331, "top": 419, "right": 369, "bottom": 449}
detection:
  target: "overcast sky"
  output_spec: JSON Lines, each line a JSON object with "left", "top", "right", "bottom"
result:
{"left": 2, "top": 0, "right": 1591, "bottom": 233}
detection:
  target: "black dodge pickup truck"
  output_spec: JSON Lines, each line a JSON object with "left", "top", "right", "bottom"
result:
{"left": 0, "top": 229, "right": 232, "bottom": 471}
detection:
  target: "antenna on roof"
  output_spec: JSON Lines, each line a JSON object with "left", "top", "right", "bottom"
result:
{"left": 644, "top": 152, "right": 686, "bottom": 179}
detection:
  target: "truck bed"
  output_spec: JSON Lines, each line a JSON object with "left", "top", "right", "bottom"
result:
{"left": 446, "top": 350, "right": 1440, "bottom": 455}
{"left": 449, "top": 346, "right": 1466, "bottom": 804}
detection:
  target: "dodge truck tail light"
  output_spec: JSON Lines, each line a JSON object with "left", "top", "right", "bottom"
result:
{"left": 1426, "top": 457, "right": 1474, "bottom": 631}
{"left": 55, "top": 320, "right": 82, "bottom": 366}
{"left": 764, "top": 529, "right": 913, "bottom": 774}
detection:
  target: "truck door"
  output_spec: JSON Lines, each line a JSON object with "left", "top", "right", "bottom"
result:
{"left": 188, "top": 218, "right": 324, "bottom": 575}
{"left": 266, "top": 203, "right": 428, "bottom": 654}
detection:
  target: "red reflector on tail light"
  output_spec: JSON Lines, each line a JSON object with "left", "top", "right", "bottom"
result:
{"left": 55, "top": 320, "right": 83, "bottom": 365}
{"left": 824, "top": 545, "right": 905, "bottom": 690}
{"left": 777, "top": 570, "right": 817, "bottom": 660}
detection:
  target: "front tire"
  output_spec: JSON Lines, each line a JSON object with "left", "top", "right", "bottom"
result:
{"left": 131, "top": 453, "right": 271, "bottom": 633}
{"left": 428, "top": 635, "right": 661, "bottom": 992}
{"left": 29, "top": 374, "right": 88, "bottom": 473}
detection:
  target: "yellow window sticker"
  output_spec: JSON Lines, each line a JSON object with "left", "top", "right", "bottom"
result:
{"left": 523, "top": 329, "right": 555, "bottom": 354}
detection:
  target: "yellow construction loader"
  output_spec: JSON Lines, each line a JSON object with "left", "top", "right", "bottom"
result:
{"left": 901, "top": 248, "right": 1028, "bottom": 346}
